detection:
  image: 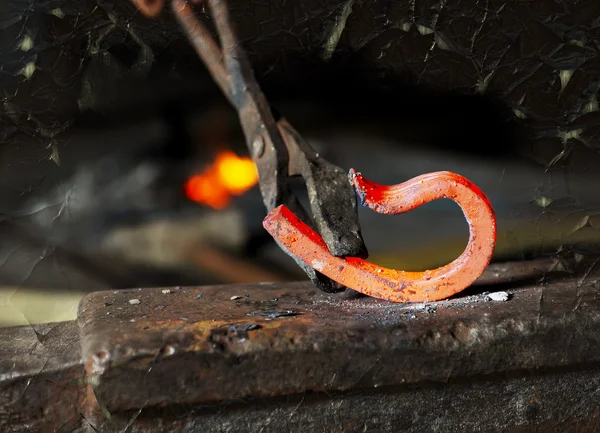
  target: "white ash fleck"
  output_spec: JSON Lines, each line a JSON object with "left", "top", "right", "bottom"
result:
{"left": 311, "top": 259, "right": 326, "bottom": 272}
{"left": 161, "top": 289, "right": 171, "bottom": 294}
{"left": 488, "top": 291, "right": 510, "bottom": 302}
{"left": 129, "top": 299, "right": 141, "bottom": 305}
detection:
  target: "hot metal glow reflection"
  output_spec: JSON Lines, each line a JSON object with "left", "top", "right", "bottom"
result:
{"left": 263, "top": 170, "right": 497, "bottom": 303}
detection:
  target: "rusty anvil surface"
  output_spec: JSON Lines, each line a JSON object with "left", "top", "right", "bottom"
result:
{"left": 3, "top": 260, "right": 600, "bottom": 432}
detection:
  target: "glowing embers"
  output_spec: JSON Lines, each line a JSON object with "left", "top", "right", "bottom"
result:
{"left": 185, "top": 151, "right": 259, "bottom": 209}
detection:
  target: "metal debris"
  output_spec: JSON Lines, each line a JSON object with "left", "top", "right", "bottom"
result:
{"left": 246, "top": 310, "right": 300, "bottom": 318}
{"left": 161, "top": 289, "right": 171, "bottom": 294}
{"left": 228, "top": 323, "right": 261, "bottom": 332}
{"left": 488, "top": 292, "right": 510, "bottom": 302}
{"left": 417, "top": 304, "right": 437, "bottom": 314}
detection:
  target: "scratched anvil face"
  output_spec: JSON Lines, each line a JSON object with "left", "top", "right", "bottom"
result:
{"left": 1, "top": 0, "right": 600, "bottom": 324}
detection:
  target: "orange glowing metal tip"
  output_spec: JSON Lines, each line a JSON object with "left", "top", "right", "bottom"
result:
{"left": 263, "top": 170, "right": 496, "bottom": 303}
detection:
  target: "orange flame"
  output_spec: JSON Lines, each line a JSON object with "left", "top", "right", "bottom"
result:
{"left": 185, "top": 151, "right": 259, "bottom": 209}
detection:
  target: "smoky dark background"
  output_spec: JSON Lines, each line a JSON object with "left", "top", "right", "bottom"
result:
{"left": 1, "top": 0, "right": 600, "bottom": 326}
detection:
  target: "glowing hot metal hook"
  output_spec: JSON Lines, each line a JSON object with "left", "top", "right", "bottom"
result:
{"left": 263, "top": 170, "right": 496, "bottom": 303}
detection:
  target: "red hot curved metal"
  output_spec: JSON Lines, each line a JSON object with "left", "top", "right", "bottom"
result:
{"left": 263, "top": 170, "right": 497, "bottom": 303}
